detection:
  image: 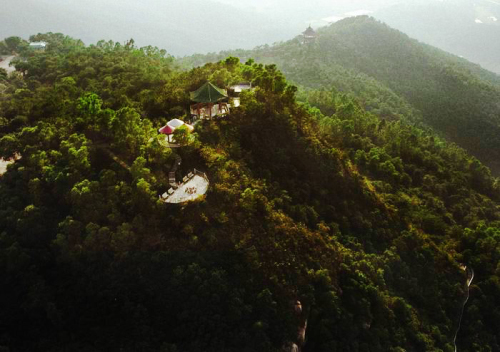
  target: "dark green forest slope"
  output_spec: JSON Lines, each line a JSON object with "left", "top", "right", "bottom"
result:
{"left": 0, "top": 33, "right": 499, "bottom": 351}
{"left": 183, "top": 16, "right": 500, "bottom": 175}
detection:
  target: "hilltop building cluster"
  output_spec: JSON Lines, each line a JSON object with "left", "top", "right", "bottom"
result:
{"left": 157, "top": 80, "right": 251, "bottom": 204}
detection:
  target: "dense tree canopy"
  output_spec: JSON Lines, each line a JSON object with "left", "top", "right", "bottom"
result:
{"left": 182, "top": 16, "right": 500, "bottom": 176}
{"left": 0, "top": 32, "right": 499, "bottom": 352}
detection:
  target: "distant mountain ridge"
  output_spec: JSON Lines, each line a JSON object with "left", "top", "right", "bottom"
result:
{"left": 181, "top": 16, "right": 500, "bottom": 174}
{"left": 373, "top": 0, "right": 500, "bottom": 74}
{"left": 0, "top": 0, "right": 300, "bottom": 56}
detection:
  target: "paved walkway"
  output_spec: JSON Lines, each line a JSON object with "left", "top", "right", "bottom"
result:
{"left": 0, "top": 56, "right": 17, "bottom": 74}
{"left": 0, "top": 154, "right": 21, "bottom": 176}
{"left": 0, "top": 159, "right": 13, "bottom": 175}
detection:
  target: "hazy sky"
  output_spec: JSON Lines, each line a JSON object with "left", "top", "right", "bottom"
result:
{"left": 1, "top": 0, "right": 498, "bottom": 61}
{"left": 0, "top": 0, "right": 399, "bottom": 55}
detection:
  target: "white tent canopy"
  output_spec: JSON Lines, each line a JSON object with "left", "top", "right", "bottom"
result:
{"left": 167, "top": 119, "right": 185, "bottom": 129}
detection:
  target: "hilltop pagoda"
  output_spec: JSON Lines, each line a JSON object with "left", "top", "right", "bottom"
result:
{"left": 190, "top": 81, "right": 229, "bottom": 119}
{"left": 302, "top": 25, "right": 317, "bottom": 44}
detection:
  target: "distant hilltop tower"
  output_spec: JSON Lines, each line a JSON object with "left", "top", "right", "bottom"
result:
{"left": 302, "top": 25, "right": 317, "bottom": 44}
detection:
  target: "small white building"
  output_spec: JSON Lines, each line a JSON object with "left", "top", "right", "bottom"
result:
{"left": 229, "top": 82, "right": 252, "bottom": 108}
{"left": 29, "top": 42, "right": 47, "bottom": 51}
{"left": 230, "top": 83, "right": 252, "bottom": 93}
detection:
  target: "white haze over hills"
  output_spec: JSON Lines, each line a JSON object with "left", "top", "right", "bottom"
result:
{"left": 374, "top": 0, "right": 500, "bottom": 73}
{"left": 0, "top": 0, "right": 499, "bottom": 72}
{"left": 0, "top": 0, "right": 399, "bottom": 55}
{"left": 0, "top": 0, "right": 284, "bottom": 55}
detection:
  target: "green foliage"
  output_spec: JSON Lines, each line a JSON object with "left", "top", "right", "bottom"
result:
{"left": 2, "top": 36, "right": 25, "bottom": 53}
{"left": 172, "top": 125, "right": 191, "bottom": 146}
{"left": 0, "top": 31, "right": 499, "bottom": 352}
{"left": 181, "top": 16, "right": 500, "bottom": 175}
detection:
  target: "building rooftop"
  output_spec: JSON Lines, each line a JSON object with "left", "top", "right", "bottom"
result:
{"left": 303, "top": 26, "right": 316, "bottom": 36}
{"left": 29, "top": 42, "right": 47, "bottom": 49}
{"left": 190, "top": 82, "right": 227, "bottom": 103}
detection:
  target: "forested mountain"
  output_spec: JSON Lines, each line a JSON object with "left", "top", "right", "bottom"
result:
{"left": 374, "top": 0, "right": 500, "bottom": 74}
{"left": 1, "top": 32, "right": 499, "bottom": 351}
{"left": 182, "top": 16, "right": 500, "bottom": 175}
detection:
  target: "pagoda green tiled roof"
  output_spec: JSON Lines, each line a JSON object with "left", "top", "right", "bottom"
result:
{"left": 190, "top": 82, "right": 228, "bottom": 103}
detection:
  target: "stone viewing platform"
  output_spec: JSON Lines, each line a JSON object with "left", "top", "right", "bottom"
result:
{"left": 160, "top": 169, "right": 209, "bottom": 204}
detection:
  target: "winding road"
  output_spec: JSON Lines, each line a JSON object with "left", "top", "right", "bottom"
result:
{"left": 453, "top": 266, "right": 474, "bottom": 352}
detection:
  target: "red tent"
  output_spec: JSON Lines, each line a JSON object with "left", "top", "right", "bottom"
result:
{"left": 159, "top": 125, "right": 174, "bottom": 135}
